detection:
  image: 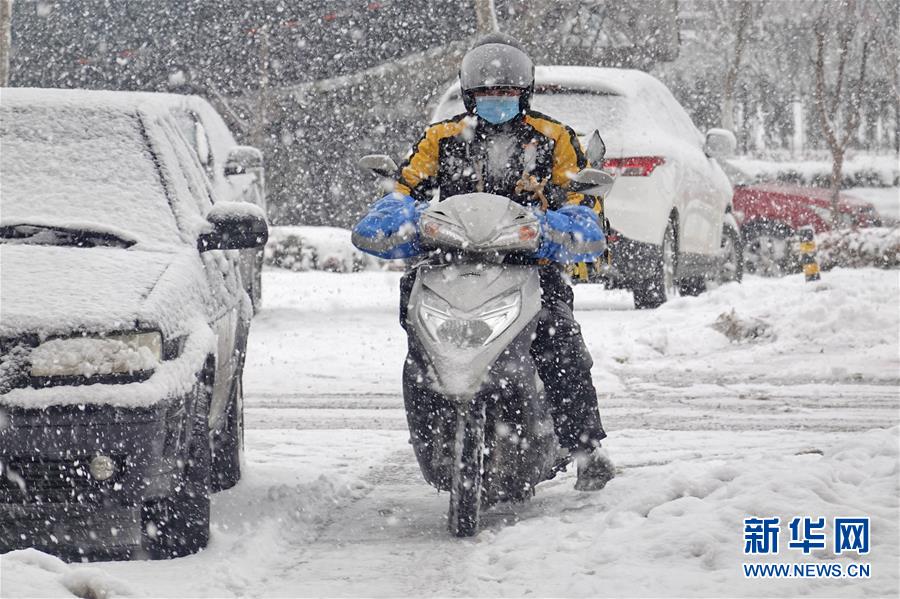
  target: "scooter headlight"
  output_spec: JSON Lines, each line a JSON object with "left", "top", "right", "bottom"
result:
{"left": 419, "top": 290, "right": 521, "bottom": 348}
{"left": 419, "top": 214, "right": 468, "bottom": 249}
{"left": 489, "top": 222, "right": 541, "bottom": 251}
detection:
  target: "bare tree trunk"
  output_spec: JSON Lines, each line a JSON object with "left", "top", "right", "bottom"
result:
{"left": 812, "top": 0, "right": 870, "bottom": 227}
{"left": 253, "top": 25, "right": 270, "bottom": 149}
{"left": 721, "top": 0, "right": 753, "bottom": 132}
{"left": 0, "top": 0, "right": 12, "bottom": 87}
{"left": 473, "top": 0, "right": 499, "bottom": 35}
{"left": 830, "top": 148, "right": 844, "bottom": 211}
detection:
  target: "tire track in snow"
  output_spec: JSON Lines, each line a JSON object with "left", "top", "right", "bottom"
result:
{"left": 244, "top": 381, "right": 899, "bottom": 433}
{"left": 252, "top": 446, "right": 479, "bottom": 597}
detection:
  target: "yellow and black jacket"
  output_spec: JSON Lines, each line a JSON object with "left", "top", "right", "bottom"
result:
{"left": 396, "top": 111, "right": 589, "bottom": 210}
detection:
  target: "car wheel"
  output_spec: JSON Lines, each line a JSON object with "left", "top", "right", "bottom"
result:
{"left": 142, "top": 377, "right": 211, "bottom": 559}
{"left": 713, "top": 219, "right": 743, "bottom": 285}
{"left": 743, "top": 221, "right": 794, "bottom": 277}
{"left": 678, "top": 276, "right": 706, "bottom": 296}
{"left": 633, "top": 218, "right": 677, "bottom": 310}
{"left": 211, "top": 371, "right": 244, "bottom": 492}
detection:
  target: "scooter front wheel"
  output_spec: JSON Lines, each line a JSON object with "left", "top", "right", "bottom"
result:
{"left": 448, "top": 399, "right": 486, "bottom": 537}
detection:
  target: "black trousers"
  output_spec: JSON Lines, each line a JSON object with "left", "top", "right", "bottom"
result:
{"left": 400, "top": 265, "right": 606, "bottom": 452}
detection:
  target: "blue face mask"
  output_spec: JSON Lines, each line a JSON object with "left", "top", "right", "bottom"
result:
{"left": 475, "top": 96, "right": 521, "bottom": 124}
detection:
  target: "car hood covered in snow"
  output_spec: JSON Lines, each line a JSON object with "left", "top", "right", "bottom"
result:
{"left": 0, "top": 245, "right": 209, "bottom": 341}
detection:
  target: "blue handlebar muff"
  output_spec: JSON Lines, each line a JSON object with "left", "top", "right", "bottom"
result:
{"left": 352, "top": 193, "right": 425, "bottom": 259}
{"left": 534, "top": 205, "right": 606, "bottom": 264}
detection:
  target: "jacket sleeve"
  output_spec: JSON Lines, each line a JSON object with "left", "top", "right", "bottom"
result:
{"left": 551, "top": 123, "right": 590, "bottom": 206}
{"left": 396, "top": 126, "right": 441, "bottom": 200}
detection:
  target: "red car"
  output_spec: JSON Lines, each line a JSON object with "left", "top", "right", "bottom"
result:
{"left": 723, "top": 162, "right": 881, "bottom": 275}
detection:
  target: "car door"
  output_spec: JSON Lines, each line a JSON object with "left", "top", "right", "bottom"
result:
{"left": 158, "top": 118, "right": 248, "bottom": 428}
{"left": 188, "top": 101, "right": 264, "bottom": 310}
{"left": 659, "top": 97, "right": 723, "bottom": 256}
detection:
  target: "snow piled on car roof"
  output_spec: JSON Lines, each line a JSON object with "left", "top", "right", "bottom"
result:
{"left": 435, "top": 66, "right": 655, "bottom": 101}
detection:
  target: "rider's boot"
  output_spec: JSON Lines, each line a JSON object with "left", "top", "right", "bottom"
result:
{"left": 574, "top": 446, "right": 616, "bottom": 491}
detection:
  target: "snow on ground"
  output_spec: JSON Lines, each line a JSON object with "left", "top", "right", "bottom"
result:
{"left": 2, "top": 267, "right": 898, "bottom": 598}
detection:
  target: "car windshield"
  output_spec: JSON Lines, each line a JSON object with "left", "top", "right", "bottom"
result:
{"left": 0, "top": 106, "right": 184, "bottom": 247}
{"left": 433, "top": 88, "right": 634, "bottom": 139}
{"left": 530, "top": 89, "right": 629, "bottom": 137}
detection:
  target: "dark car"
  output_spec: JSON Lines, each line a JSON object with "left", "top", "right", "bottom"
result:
{"left": 723, "top": 161, "right": 881, "bottom": 275}
{"left": 0, "top": 88, "right": 267, "bottom": 559}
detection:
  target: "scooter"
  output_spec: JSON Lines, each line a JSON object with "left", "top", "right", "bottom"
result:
{"left": 359, "top": 150, "right": 613, "bottom": 537}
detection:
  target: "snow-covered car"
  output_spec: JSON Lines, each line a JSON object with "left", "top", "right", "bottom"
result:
{"left": 722, "top": 160, "right": 882, "bottom": 275}
{"left": 163, "top": 93, "right": 267, "bottom": 312}
{"left": 0, "top": 88, "right": 268, "bottom": 559}
{"left": 432, "top": 66, "right": 740, "bottom": 308}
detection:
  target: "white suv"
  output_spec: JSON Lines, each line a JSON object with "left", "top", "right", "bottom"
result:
{"left": 432, "top": 66, "right": 741, "bottom": 309}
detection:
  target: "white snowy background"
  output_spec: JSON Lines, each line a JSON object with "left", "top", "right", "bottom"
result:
{"left": 1, "top": 0, "right": 898, "bottom": 596}
{"left": 2, "top": 265, "right": 897, "bottom": 598}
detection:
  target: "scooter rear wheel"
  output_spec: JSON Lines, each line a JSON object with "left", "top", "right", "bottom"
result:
{"left": 448, "top": 400, "right": 485, "bottom": 537}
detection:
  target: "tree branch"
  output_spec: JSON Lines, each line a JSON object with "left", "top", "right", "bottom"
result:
{"left": 723, "top": 0, "right": 752, "bottom": 99}
{"left": 840, "top": 33, "right": 871, "bottom": 149}
{"left": 813, "top": 18, "right": 839, "bottom": 154}
{"left": 831, "top": 0, "right": 854, "bottom": 114}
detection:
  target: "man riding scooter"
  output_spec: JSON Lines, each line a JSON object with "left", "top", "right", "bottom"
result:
{"left": 353, "top": 33, "right": 615, "bottom": 492}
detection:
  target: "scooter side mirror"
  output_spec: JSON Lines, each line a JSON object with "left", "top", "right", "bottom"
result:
{"left": 585, "top": 130, "right": 606, "bottom": 165}
{"left": 359, "top": 154, "right": 399, "bottom": 178}
{"left": 569, "top": 168, "right": 615, "bottom": 197}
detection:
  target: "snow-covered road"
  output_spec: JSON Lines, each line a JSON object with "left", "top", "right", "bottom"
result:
{"left": 3, "top": 268, "right": 899, "bottom": 598}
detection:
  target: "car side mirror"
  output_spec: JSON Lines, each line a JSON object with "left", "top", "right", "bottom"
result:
{"left": 198, "top": 202, "right": 268, "bottom": 252}
{"left": 359, "top": 154, "right": 399, "bottom": 178}
{"left": 585, "top": 130, "right": 606, "bottom": 165}
{"left": 224, "top": 146, "right": 264, "bottom": 177}
{"left": 704, "top": 128, "right": 736, "bottom": 159}
{"left": 569, "top": 168, "right": 615, "bottom": 197}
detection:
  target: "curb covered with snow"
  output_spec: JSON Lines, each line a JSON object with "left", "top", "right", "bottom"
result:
{"left": 730, "top": 155, "right": 899, "bottom": 189}
{"left": 264, "top": 225, "right": 390, "bottom": 273}
{"left": 818, "top": 227, "right": 900, "bottom": 270}
{"left": 0, "top": 549, "right": 134, "bottom": 598}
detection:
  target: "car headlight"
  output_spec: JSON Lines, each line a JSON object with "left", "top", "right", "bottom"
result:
{"left": 29, "top": 331, "right": 163, "bottom": 378}
{"left": 419, "top": 290, "right": 521, "bottom": 348}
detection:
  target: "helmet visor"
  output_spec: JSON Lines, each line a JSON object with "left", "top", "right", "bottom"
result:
{"left": 460, "top": 43, "right": 534, "bottom": 92}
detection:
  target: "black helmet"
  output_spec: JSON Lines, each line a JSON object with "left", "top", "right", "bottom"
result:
{"left": 459, "top": 33, "right": 535, "bottom": 115}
